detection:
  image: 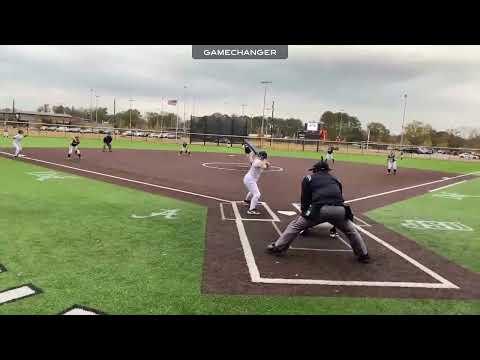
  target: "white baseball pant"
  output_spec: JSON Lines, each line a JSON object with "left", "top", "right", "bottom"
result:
{"left": 243, "top": 176, "right": 261, "bottom": 211}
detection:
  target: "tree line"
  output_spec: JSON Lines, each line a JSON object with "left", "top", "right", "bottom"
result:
{"left": 27, "top": 104, "right": 480, "bottom": 148}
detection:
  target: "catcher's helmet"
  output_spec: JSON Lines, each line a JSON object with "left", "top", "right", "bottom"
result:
{"left": 258, "top": 151, "right": 268, "bottom": 160}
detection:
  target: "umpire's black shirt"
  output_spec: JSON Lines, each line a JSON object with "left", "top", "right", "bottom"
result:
{"left": 300, "top": 171, "right": 344, "bottom": 214}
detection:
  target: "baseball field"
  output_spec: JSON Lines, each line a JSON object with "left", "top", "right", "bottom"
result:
{"left": 1, "top": 135, "right": 479, "bottom": 314}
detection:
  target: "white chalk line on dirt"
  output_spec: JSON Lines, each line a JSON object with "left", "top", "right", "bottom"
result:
{"left": 2, "top": 151, "right": 462, "bottom": 289}
{"left": 345, "top": 171, "right": 480, "bottom": 204}
{"left": 0, "top": 151, "right": 231, "bottom": 203}
{"left": 429, "top": 180, "right": 467, "bottom": 193}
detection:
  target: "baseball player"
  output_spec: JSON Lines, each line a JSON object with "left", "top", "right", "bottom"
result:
{"left": 244, "top": 143, "right": 256, "bottom": 164}
{"left": 67, "top": 136, "right": 81, "bottom": 159}
{"left": 387, "top": 151, "right": 397, "bottom": 175}
{"left": 103, "top": 133, "right": 113, "bottom": 152}
{"left": 3, "top": 128, "right": 8, "bottom": 138}
{"left": 12, "top": 129, "right": 27, "bottom": 158}
{"left": 243, "top": 150, "right": 270, "bottom": 215}
{"left": 326, "top": 146, "right": 335, "bottom": 164}
{"left": 179, "top": 142, "right": 191, "bottom": 156}
{"left": 267, "top": 159, "right": 370, "bottom": 263}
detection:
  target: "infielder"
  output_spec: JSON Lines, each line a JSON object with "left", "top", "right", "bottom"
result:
{"left": 12, "top": 129, "right": 27, "bottom": 158}
{"left": 3, "top": 128, "right": 8, "bottom": 138}
{"left": 67, "top": 136, "right": 81, "bottom": 159}
{"left": 243, "top": 150, "right": 270, "bottom": 215}
{"left": 267, "top": 159, "right": 370, "bottom": 263}
{"left": 387, "top": 151, "right": 397, "bottom": 175}
{"left": 103, "top": 133, "right": 113, "bottom": 152}
{"left": 326, "top": 146, "right": 335, "bottom": 164}
{"left": 179, "top": 142, "right": 191, "bottom": 156}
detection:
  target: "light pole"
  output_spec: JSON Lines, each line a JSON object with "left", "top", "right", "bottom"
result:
{"left": 129, "top": 98, "right": 135, "bottom": 130}
{"left": 260, "top": 81, "right": 272, "bottom": 137}
{"left": 95, "top": 95, "right": 100, "bottom": 125}
{"left": 400, "top": 93, "right": 408, "bottom": 146}
{"left": 183, "top": 85, "right": 187, "bottom": 134}
{"left": 241, "top": 104, "right": 248, "bottom": 134}
{"left": 338, "top": 109, "right": 344, "bottom": 139}
{"left": 89, "top": 89, "right": 94, "bottom": 122}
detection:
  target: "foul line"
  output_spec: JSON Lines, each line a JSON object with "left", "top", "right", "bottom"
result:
{"left": 429, "top": 180, "right": 467, "bottom": 193}
{"left": 0, "top": 151, "right": 231, "bottom": 203}
{"left": 345, "top": 172, "right": 480, "bottom": 204}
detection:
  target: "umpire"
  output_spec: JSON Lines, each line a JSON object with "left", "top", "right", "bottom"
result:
{"left": 267, "top": 158, "right": 370, "bottom": 263}
{"left": 103, "top": 133, "right": 113, "bottom": 152}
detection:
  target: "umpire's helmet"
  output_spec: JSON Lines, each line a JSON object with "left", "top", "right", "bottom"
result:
{"left": 308, "top": 157, "right": 331, "bottom": 172}
{"left": 258, "top": 151, "right": 268, "bottom": 160}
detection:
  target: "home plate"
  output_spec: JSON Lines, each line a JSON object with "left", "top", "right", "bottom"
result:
{"left": 278, "top": 211, "right": 297, "bottom": 216}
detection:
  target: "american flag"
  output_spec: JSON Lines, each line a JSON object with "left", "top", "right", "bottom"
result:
{"left": 168, "top": 100, "right": 177, "bottom": 106}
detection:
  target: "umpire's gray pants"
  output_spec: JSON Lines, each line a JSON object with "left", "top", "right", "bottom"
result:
{"left": 274, "top": 205, "right": 368, "bottom": 257}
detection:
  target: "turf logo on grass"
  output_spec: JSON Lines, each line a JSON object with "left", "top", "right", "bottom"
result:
{"left": 432, "top": 192, "right": 480, "bottom": 200}
{"left": 27, "top": 171, "right": 78, "bottom": 182}
{"left": 401, "top": 219, "right": 474, "bottom": 232}
{"left": 131, "top": 209, "right": 180, "bottom": 219}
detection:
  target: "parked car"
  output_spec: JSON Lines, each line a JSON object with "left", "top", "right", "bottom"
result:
{"left": 40, "top": 126, "right": 49, "bottom": 131}
{"left": 69, "top": 127, "right": 81, "bottom": 133}
{"left": 166, "top": 133, "right": 177, "bottom": 139}
{"left": 149, "top": 133, "right": 162, "bottom": 138}
{"left": 56, "top": 126, "right": 67, "bottom": 132}
{"left": 459, "top": 152, "right": 479, "bottom": 160}
{"left": 46, "top": 126, "right": 58, "bottom": 131}
{"left": 417, "top": 147, "right": 434, "bottom": 154}
{"left": 80, "top": 128, "right": 93, "bottom": 133}
{"left": 122, "top": 130, "right": 134, "bottom": 136}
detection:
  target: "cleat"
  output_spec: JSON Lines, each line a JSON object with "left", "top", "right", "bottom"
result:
{"left": 247, "top": 209, "right": 261, "bottom": 215}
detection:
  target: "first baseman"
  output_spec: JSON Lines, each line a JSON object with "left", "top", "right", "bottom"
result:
{"left": 12, "top": 129, "right": 27, "bottom": 158}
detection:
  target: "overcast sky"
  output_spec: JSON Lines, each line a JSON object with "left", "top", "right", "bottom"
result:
{"left": 1, "top": 45, "right": 479, "bottom": 134}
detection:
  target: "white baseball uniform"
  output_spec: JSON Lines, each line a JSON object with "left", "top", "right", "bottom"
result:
{"left": 387, "top": 154, "right": 397, "bottom": 171}
{"left": 13, "top": 134, "right": 23, "bottom": 156}
{"left": 243, "top": 158, "right": 266, "bottom": 211}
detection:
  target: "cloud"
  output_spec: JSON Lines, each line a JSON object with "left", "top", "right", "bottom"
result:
{"left": 1, "top": 45, "right": 479, "bottom": 132}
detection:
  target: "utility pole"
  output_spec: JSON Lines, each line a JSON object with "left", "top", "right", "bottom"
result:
{"left": 183, "top": 85, "right": 187, "bottom": 134}
{"left": 400, "top": 93, "right": 408, "bottom": 146}
{"left": 89, "top": 89, "right": 93, "bottom": 122}
{"left": 271, "top": 101, "right": 275, "bottom": 137}
{"left": 129, "top": 99, "right": 135, "bottom": 130}
{"left": 113, "top": 98, "right": 116, "bottom": 127}
{"left": 260, "top": 81, "right": 272, "bottom": 137}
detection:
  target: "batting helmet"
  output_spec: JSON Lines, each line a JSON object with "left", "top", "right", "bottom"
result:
{"left": 258, "top": 151, "right": 268, "bottom": 160}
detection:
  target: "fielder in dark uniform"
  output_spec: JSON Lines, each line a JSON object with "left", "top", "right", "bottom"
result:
{"left": 179, "top": 142, "right": 191, "bottom": 155}
{"left": 67, "top": 136, "right": 81, "bottom": 159}
{"left": 103, "top": 133, "right": 113, "bottom": 152}
{"left": 267, "top": 159, "right": 370, "bottom": 263}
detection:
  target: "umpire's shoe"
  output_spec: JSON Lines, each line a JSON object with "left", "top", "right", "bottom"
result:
{"left": 357, "top": 254, "right": 371, "bottom": 264}
{"left": 267, "top": 242, "right": 289, "bottom": 256}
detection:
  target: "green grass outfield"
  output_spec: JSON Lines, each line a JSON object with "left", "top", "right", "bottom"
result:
{"left": 368, "top": 178, "right": 480, "bottom": 273}
{"left": 1, "top": 135, "right": 479, "bottom": 174}
{"left": 1, "top": 157, "right": 479, "bottom": 314}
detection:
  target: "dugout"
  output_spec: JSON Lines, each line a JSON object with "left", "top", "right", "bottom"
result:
{"left": 190, "top": 114, "right": 248, "bottom": 145}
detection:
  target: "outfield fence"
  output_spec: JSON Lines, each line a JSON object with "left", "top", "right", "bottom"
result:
{"left": 2, "top": 120, "right": 480, "bottom": 162}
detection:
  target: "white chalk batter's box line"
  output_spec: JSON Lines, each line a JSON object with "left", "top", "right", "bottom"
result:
{"left": 270, "top": 219, "right": 353, "bottom": 253}
{"left": 291, "top": 203, "right": 372, "bottom": 227}
{"left": 220, "top": 202, "right": 281, "bottom": 222}
{"left": 232, "top": 201, "right": 459, "bottom": 289}
{"left": 2, "top": 151, "right": 462, "bottom": 290}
